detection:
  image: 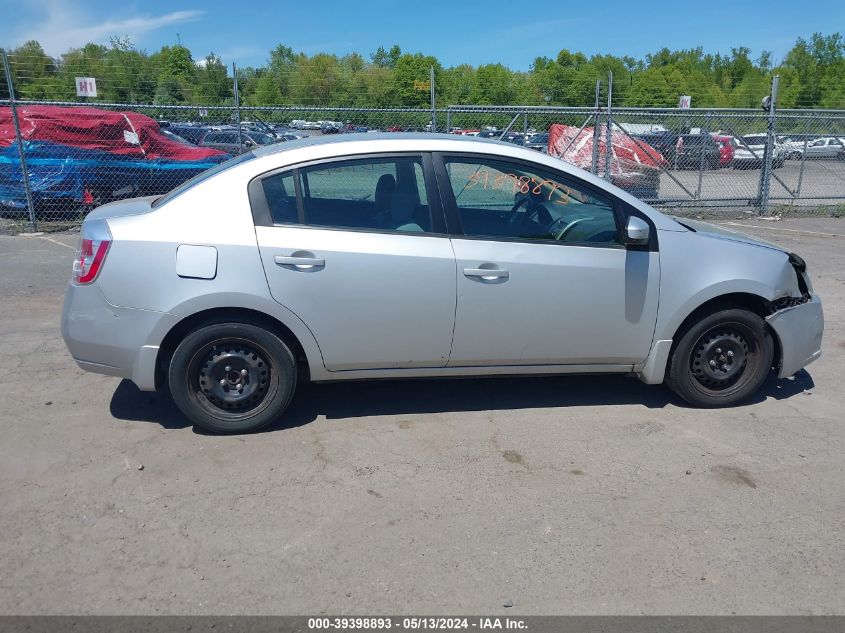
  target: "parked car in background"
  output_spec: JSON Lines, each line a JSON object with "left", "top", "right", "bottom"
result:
{"left": 289, "top": 120, "right": 307, "bottom": 129}
{"left": 0, "top": 106, "right": 228, "bottom": 214}
{"left": 160, "top": 130, "right": 196, "bottom": 146}
{"left": 500, "top": 132, "right": 524, "bottom": 145}
{"left": 778, "top": 134, "right": 818, "bottom": 159}
{"left": 525, "top": 132, "right": 549, "bottom": 152}
{"left": 273, "top": 126, "right": 309, "bottom": 140}
{"left": 733, "top": 134, "right": 786, "bottom": 169}
{"left": 61, "top": 133, "right": 824, "bottom": 433}
{"left": 633, "top": 131, "right": 678, "bottom": 163}
{"left": 200, "top": 130, "right": 276, "bottom": 155}
{"left": 477, "top": 129, "right": 501, "bottom": 139}
{"left": 712, "top": 134, "right": 737, "bottom": 167}
{"left": 802, "top": 137, "right": 845, "bottom": 160}
{"left": 168, "top": 124, "right": 211, "bottom": 146}
{"left": 320, "top": 122, "right": 342, "bottom": 134}
{"left": 675, "top": 134, "right": 722, "bottom": 169}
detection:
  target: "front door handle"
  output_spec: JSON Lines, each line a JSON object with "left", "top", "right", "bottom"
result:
{"left": 463, "top": 268, "right": 509, "bottom": 280}
{"left": 274, "top": 255, "right": 325, "bottom": 269}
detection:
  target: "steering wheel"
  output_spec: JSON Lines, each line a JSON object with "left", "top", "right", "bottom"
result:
{"left": 552, "top": 216, "right": 592, "bottom": 241}
{"left": 506, "top": 195, "right": 534, "bottom": 231}
{"left": 506, "top": 196, "right": 555, "bottom": 233}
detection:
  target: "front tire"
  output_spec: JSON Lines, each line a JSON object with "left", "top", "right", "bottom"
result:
{"left": 666, "top": 308, "right": 774, "bottom": 408}
{"left": 168, "top": 322, "right": 297, "bottom": 433}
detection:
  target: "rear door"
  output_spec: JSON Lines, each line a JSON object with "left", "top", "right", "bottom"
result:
{"left": 252, "top": 153, "right": 457, "bottom": 371}
{"left": 435, "top": 153, "right": 660, "bottom": 367}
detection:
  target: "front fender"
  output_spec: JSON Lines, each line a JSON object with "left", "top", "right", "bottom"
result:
{"left": 653, "top": 230, "right": 800, "bottom": 343}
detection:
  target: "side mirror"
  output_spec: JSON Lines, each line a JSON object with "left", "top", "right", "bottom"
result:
{"left": 624, "top": 216, "right": 650, "bottom": 245}
{"left": 243, "top": 139, "right": 255, "bottom": 148}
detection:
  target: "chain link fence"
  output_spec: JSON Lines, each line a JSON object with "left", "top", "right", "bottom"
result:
{"left": 2, "top": 59, "right": 845, "bottom": 233}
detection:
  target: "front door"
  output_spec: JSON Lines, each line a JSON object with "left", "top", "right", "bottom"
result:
{"left": 437, "top": 154, "right": 660, "bottom": 367}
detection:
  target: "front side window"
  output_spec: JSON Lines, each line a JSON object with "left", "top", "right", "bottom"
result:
{"left": 444, "top": 157, "right": 619, "bottom": 245}
{"left": 298, "top": 156, "right": 432, "bottom": 233}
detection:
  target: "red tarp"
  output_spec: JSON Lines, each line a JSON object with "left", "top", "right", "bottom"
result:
{"left": 0, "top": 105, "right": 226, "bottom": 161}
{"left": 547, "top": 123, "right": 667, "bottom": 189}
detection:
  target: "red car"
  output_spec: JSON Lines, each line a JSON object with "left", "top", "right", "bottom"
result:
{"left": 712, "top": 134, "right": 736, "bottom": 167}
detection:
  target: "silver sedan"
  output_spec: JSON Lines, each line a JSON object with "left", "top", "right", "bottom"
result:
{"left": 62, "top": 134, "right": 824, "bottom": 433}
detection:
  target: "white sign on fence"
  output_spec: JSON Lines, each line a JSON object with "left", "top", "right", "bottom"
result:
{"left": 679, "top": 95, "right": 692, "bottom": 109}
{"left": 198, "top": 109, "right": 209, "bottom": 118}
{"left": 75, "top": 77, "right": 97, "bottom": 97}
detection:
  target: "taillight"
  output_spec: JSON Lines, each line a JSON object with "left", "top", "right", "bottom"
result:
{"left": 72, "top": 218, "right": 112, "bottom": 284}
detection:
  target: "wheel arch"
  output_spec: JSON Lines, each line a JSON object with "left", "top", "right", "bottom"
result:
{"left": 640, "top": 291, "right": 781, "bottom": 385}
{"left": 667, "top": 291, "right": 782, "bottom": 373}
{"left": 155, "top": 306, "right": 314, "bottom": 389}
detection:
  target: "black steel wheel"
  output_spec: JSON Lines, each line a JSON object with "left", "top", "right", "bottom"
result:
{"left": 169, "top": 321, "right": 297, "bottom": 433}
{"left": 666, "top": 308, "right": 774, "bottom": 407}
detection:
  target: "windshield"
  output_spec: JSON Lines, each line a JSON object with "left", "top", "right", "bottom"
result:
{"left": 151, "top": 152, "right": 257, "bottom": 208}
{"left": 249, "top": 132, "right": 275, "bottom": 145}
{"left": 742, "top": 135, "right": 766, "bottom": 146}
{"left": 161, "top": 130, "right": 193, "bottom": 146}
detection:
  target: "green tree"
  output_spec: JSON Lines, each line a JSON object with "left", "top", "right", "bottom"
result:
{"left": 194, "top": 54, "right": 232, "bottom": 105}
{"left": 251, "top": 72, "right": 283, "bottom": 105}
{"left": 7, "top": 40, "right": 56, "bottom": 99}
{"left": 371, "top": 45, "right": 402, "bottom": 69}
{"left": 393, "top": 53, "right": 441, "bottom": 107}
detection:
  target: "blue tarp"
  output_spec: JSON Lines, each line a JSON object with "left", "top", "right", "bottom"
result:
{"left": 0, "top": 140, "right": 229, "bottom": 211}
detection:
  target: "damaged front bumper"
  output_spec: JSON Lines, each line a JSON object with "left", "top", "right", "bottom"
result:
{"left": 766, "top": 295, "right": 824, "bottom": 378}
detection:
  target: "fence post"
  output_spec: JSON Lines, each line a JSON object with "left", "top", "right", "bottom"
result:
{"left": 603, "top": 71, "right": 613, "bottom": 179}
{"left": 758, "top": 75, "right": 779, "bottom": 215}
{"left": 429, "top": 66, "right": 436, "bottom": 132}
{"left": 1, "top": 48, "right": 37, "bottom": 232}
{"left": 794, "top": 115, "right": 810, "bottom": 199}
{"left": 232, "top": 62, "right": 243, "bottom": 150}
{"left": 695, "top": 113, "right": 711, "bottom": 199}
{"left": 591, "top": 80, "right": 601, "bottom": 174}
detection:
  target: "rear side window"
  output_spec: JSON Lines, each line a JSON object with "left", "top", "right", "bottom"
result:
{"left": 260, "top": 172, "right": 297, "bottom": 224}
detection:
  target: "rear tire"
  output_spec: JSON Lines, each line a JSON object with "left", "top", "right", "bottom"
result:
{"left": 666, "top": 308, "right": 774, "bottom": 408}
{"left": 168, "top": 322, "right": 297, "bottom": 433}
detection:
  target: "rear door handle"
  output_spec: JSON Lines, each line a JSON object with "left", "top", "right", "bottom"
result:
{"left": 274, "top": 255, "right": 325, "bottom": 268}
{"left": 463, "top": 268, "right": 509, "bottom": 280}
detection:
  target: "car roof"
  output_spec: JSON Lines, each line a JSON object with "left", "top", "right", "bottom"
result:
{"left": 243, "top": 132, "right": 681, "bottom": 231}
{"left": 251, "top": 132, "right": 519, "bottom": 157}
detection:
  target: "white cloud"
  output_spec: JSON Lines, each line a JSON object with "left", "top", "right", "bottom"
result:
{"left": 10, "top": 0, "right": 204, "bottom": 56}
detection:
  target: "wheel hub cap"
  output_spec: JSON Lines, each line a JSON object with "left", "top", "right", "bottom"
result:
{"left": 198, "top": 346, "right": 270, "bottom": 411}
{"left": 691, "top": 330, "right": 749, "bottom": 388}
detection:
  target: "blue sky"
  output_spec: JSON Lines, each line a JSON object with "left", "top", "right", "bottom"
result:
{"left": 2, "top": 0, "right": 844, "bottom": 69}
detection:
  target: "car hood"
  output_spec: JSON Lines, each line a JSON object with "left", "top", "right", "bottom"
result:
{"left": 674, "top": 218, "right": 785, "bottom": 253}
